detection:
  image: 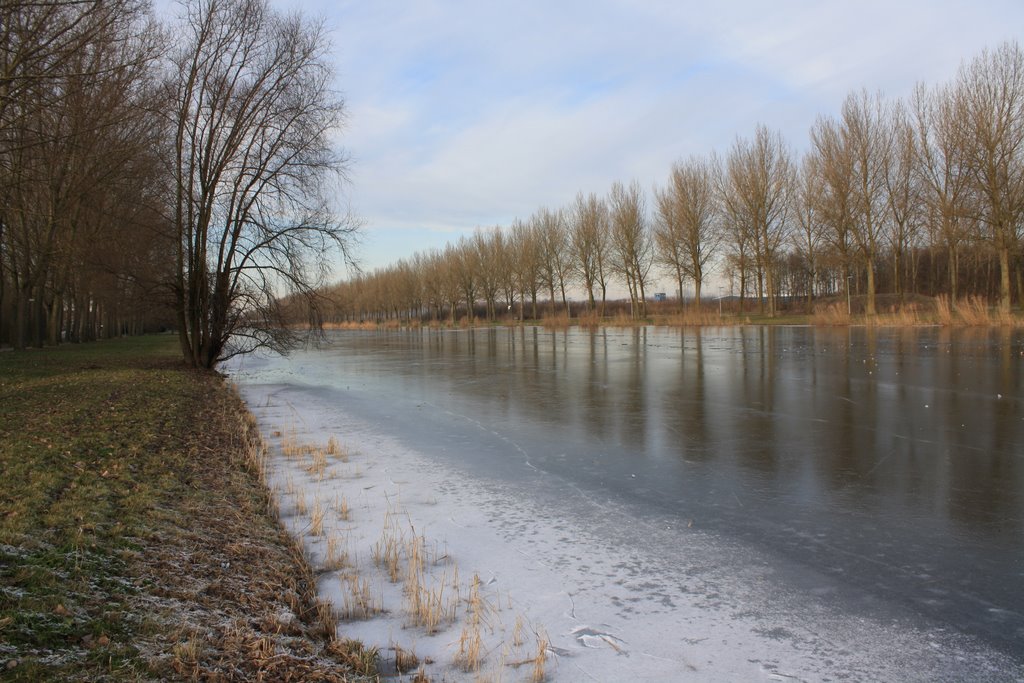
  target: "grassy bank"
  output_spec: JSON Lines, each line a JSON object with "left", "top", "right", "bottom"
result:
{"left": 0, "top": 336, "right": 369, "bottom": 681}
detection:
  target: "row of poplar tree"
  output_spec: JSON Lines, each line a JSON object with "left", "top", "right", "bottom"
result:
{"left": 328, "top": 42, "right": 1024, "bottom": 324}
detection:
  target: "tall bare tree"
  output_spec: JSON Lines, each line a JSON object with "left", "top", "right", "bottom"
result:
{"left": 608, "top": 180, "right": 653, "bottom": 318}
{"left": 954, "top": 41, "right": 1024, "bottom": 313}
{"left": 723, "top": 125, "right": 793, "bottom": 316}
{"left": 912, "top": 82, "right": 973, "bottom": 300}
{"left": 793, "top": 153, "right": 826, "bottom": 308}
{"left": 472, "top": 228, "right": 502, "bottom": 320}
{"left": 534, "top": 207, "right": 571, "bottom": 316}
{"left": 510, "top": 218, "right": 541, "bottom": 320}
{"left": 653, "top": 155, "right": 722, "bottom": 307}
{"left": 811, "top": 115, "right": 858, "bottom": 305}
{"left": 883, "top": 102, "right": 924, "bottom": 297}
{"left": 167, "top": 0, "right": 356, "bottom": 368}
{"left": 840, "top": 89, "right": 895, "bottom": 316}
{"left": 568, "top": 191, "right": 609, "bottom": 314}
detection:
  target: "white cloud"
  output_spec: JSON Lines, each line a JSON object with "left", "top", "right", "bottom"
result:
{"left": 291, "top": 0, "right": 1024, "bottom": 271}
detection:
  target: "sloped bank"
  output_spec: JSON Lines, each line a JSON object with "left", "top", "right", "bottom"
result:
{"left": 0, "top": 336, "right": 373, "bottom": 681}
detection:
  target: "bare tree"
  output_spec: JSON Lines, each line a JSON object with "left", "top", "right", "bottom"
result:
{"left": 608, "top": 180, "right": 653, "bottom": 318}
{"left": 793, "top": 153, "right": 826, "bottom": 308}
{"left": 653, "top": 155, "right": 722, "bottom": 307}
{"left": 840, "top": 89, "right": 895, "bottom": 316}
{"left": 883, "top": 102, "right": 924, "bottom": 298}
{"left": 568, "top": 191, "right": 609, "bottom": 314}
{"left": 472, "top": 228, "right": 502, "bottom": 320}
{"left": 954, "top": 41, "right": 1024, "bottom": 313}
{"left": 723, "top": 125, "right": 793, "bottom": 316}
{"left": 810, "top": 115, "right": 858, "bottom": 305}
{"left": 510, "top": 218, "right": 541, "bottom": 320}
{"left": 534, "top": 207, "right": 572, "bottom": 316}
{"left": 167, "top": 0, "right": 357, "bottom": 368}
{"left": 912, "top": 82, "right": 973, "bottom": 300}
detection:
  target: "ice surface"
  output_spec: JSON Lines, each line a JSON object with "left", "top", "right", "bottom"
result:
{"left": 227, "top": 345, "right": 1023, "bottom": 682}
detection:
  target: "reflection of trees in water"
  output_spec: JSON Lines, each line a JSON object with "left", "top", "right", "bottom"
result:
{"left": 946, "top": 326, "right": 1021, "bottom": 535}
{"left": 735, "top": 326, "right": 780, "bottom": 475}
{"left": 394, "top": 326, "right": 1022, "bottom": 538}
{"left": 583, "top": 329, "right": 612, "bottom": 443}
{"left": 660, "top": 329, "right": 710, "bottom": 462}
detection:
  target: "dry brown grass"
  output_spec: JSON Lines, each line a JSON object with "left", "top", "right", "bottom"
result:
{"left": 933, "top": 295, "right": 1023, "bottom": 326}
{"left": 575, "top": 309, "right": 602, "bottom": 328}
{"left": 338, "top": 573, "right": 383, "bottom": 620}
{"left": 957, "top": 295, "right": 993, "bottom": 325}
{"left": 323, "top": 320, "right": 380, "bottom": 331}
{"left": 326, "top": 435, "right": 350, "bottom": 462}
{"left": 610, "top": 310, "right": 636, "bottom": 326}
{"left": 540, "top": 311, "right": 572, "bottom": 329}
{"left": 866, "top": 302, "right": 929, "bottom": 327}
{"left": 391, "top": 643, "right": 421, "bottom": 674}
{"left": 310, "top": 500, "right": 326, "bottom": 536}
{"left": 664, "top": 307, "right": 725, "bottom": 326}
{"left": 455, "top": 621, "right": 485, "bottom": 672}
{"left": 372, "top": 514, "right": 404, "bottom": 582}
{"left": 512, "top": 615, "right": 525, "bottom": 648}
{"left": 294, "top": 489, "right": 309, "bottom": 516}
{"left": 812, "top": 302, "right": 852, "bottom": 325}
{"left": 405, "top": 566, "right": 459, "bottom": 635}
{"left": 531, "top": 631, "right": 549, "bottom": 683}
{"left": 323, "top": 533, "right": 349, "bottom": 571}
{"left": 334, "top": 493, "right": 351, "bottom": 521}
{"left": 327, "top": 638, "right": 380, "bottom": 677}
{"left": 306, "top": 447, "right": 328, "bottom": 479}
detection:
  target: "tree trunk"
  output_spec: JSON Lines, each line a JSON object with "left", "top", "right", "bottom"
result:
{"left": 865, "top": 255, "right": 877, "bottom": 316}
{"left": 948, "top": 245, "right": 959, "bottom": 303}
{"left": 998, "top": 246, "right": 1011, "bottom": 315}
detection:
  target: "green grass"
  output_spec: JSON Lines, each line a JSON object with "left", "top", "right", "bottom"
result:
{"left": 0, "top": 335, "right": 365, "bottom": 681}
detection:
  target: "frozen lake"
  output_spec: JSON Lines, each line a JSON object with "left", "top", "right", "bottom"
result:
{"left": 227, "top": 325, "right": 1024, "bottom": 681}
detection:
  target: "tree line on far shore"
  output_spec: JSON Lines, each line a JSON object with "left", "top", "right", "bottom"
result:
{"left": 325, "top": 41, "right": 1024, "bottom": 325}
{"left": 0, "top": 0, "right": 356, "bottom": 366}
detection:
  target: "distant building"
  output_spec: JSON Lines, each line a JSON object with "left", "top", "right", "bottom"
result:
{"left": 653, "top": 292, "right": 667, "bottom": 302}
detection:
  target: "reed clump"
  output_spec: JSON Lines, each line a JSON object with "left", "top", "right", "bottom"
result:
{"left": 339, "top": 573, "right": 382, "bottom": 620}
{"left": 811, "top": 302, "right": 851, "bottom": 326}
{"left": 531, "top": 630, "right": 549, "bottom": 683}
{"left": 309, "top": 500, "right": 326, "bottom": 536}
{"left": 323, "top": 533, "right": 349, "bottom": 571}
{"left": 540, "top": 311, "right": 572, "bottom": 329}
{"left": 665, "top": 307, "right": 724, "bottom": 326}
{"left": 866, "top": 303, "right": 928, "bottom": 326}
{"left": 575, "top": 309, "right": 602, "bottom": 328}
{"left": 391, "top": 643, "right": 421, "bottom": 674}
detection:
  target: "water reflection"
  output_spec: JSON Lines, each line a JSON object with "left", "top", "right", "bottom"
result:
{"left": 310, "top": 325, "right": 1024, "bottom": 656}
{"left": 355, "top": 325, "right": 1024, "bottom": 543}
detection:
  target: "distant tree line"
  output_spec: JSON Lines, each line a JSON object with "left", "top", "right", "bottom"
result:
{"left": 327, "top": 41, "right": 1024, "bottom": 324}
{"left": 0, "top": 0, "right": 356, "bottom": 365}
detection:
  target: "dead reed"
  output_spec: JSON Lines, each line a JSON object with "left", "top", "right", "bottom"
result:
{"left": 338, "top": 574, "right": 382, "bottom": 620}
{"left": 531, "top": 631, "right": 549, "bottom": 683}
{"left": 664, "top": 307, "right": 724, "bottom": 326}
{"left": 811, "top": 302, "right": 851, "bottom": 325}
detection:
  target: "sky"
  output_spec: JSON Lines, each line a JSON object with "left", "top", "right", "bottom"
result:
{"left": 169, "top": 0, "right": 1024, "bottom": 285}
